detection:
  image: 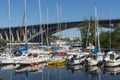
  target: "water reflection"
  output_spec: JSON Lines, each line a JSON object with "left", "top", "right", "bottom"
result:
{"left": 15, "top": 63, "right": 45, "bottom": 73}
{"left": 1, "top": 63, "right": 120, "bottom": 80}
{"left": 103, "top": 66, "right": 120, "bottom": 76}
{"left": 84, "top": 66, "right": 99, "bottom": 72}
{"left": 0, "top": 64, "right": 20, "bottom": 70}
{"left": 84, "top": 66, "right": 101, "bottom": 80}
{"left": 66, "top": 64, "right": 83, "bottom": 73}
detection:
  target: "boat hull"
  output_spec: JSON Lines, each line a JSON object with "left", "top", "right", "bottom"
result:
{"left": 46, "top": 58, "right": 66, "bottom": 66}
{"left": 104, "top": 60, "right": 120, "bottom": 67}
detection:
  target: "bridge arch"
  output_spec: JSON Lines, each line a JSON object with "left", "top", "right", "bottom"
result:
{"left": 0, "top": 19, "right": 120, "bottom": 42}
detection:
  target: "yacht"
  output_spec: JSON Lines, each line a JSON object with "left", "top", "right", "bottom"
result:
{"left": 104, "top": 51, "right": 120, "bottom": 67}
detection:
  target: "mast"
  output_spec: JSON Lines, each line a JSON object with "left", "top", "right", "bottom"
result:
{"left": 8, "top": 0, "right": 11, "bottom": 52}
{"left": 57, "top": 3, "right": 61, "bottom": 46}
{"left": 109, "top": 10, "right": 111, "bottom": 51}
{"left": 59, "top": 5, "right": 64, "bottom": 40}
{"left": 86, "top": 21, "right": 90, "bottom": 47}
{"left": 24, "top": 0, "right": 27, "bottom": 43}
{"left": 57, "top": 3, "right": 60, "bottom": 32}
{"left": 94, "top": 6, "right": 97, "bottom": 47}
{"left": 19, "top": 12, "right": 25, "bottom": 47}
{"left": 95, "top": 6, "right": 100, "bottom": 52}
{"left": 38, "top": 0, "right": 43, "bottom": 47}
{"left": 46, "top": 7, "right": 49, "bottom": 46}
{"left": 59, "top": 5, "right": 62, "bottom": 32}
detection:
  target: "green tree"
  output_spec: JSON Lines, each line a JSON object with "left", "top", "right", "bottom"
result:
{"left": 0, "top": 39, "right": 8, "bottom": 46}
{"left": 48, "top": 35, "right": 58, "bottom": 42}
{"left": 78, "top": 17, "right": 96, "bottom": 48}
{"left": 99, "top": 31, "right": 109, "bottom": 48}
{"left": 111, "top": 24, "right": 120, "bottom": 49}
{"left": 99, "top": 23, "right": 120, "bottom": 49}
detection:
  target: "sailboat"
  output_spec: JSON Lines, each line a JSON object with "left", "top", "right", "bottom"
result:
{"left": 103, "top": 11, "right": 120, "bottom": 67}
{"left": 0, "top": 0, "right": 19, "bottom": 66}
{"left": 85, "top": 6, "right": 104, "bottom": 66}
{"left": 14, "top": 0, "right": 51, "bottom": 66}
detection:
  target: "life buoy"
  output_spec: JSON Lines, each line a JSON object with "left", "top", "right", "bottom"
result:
{"left": 30, "top": 63, "right": 34, "bottom": 67}
{"left": 35, "top": 62, "right": 39, "bottom": 65}
{"left": 13, "top": 63, "right": 16, "bottom": 66}
{"left": 34, "top": 53, "right": 38, "bottom": 57}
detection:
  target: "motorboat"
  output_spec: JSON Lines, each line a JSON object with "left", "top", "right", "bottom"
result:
{"left": 15, "top": 53, "right": 51, "bottom": 66}
{"left": 85, "top": 52, "right": 104, "bottom": 66}
{"left": 67, "top": 53, "right": 86, "bottom": 65}
{"left": 104, "top": 51, "right": 120, "bottom": 67}
{"left": 46, "top": 56, "right": 66, "bottom": 66}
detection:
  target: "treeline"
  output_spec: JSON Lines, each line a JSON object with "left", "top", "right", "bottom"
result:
{"left": 78, "top": 17, "right": 120, "bottom": 49}
{"left": 100, "top": 25, "right": 120, "bottom": 49}
{"left": 0, "top": 39, "right": 8, "bottom": 46}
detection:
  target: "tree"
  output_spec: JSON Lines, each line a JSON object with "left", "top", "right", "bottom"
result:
{"left": 48, "top": 35, "right": 58, "bottom": 42}
{"left": 99, "top": 22, "right": 120, "bottom": 49}
{"left": 99, "top": 31, "right": 109, "bottom": 48}
{"left": 78, "top": 17, "right": 96, "bottom": 48}
{"left": 111, "top": 24, "right": 120, "bottom": 49}
{"left": 0, "top": 39, "right": 8, "bottom": 46}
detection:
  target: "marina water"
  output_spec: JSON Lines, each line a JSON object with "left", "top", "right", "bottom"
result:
{"left": 0, "top": 64, "right": 120, "bottom": 80}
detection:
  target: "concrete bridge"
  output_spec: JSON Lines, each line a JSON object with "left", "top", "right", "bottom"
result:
{"left": 0, "top": 19, "right": 120, "bottom": 42}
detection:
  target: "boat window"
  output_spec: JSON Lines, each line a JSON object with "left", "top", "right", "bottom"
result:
{"left": 116, "top": 56, "right": 120, "bottom": 60}
{"left": 28, "top": 54, "right": 32, "bottom": 56}
{"left": 110, "top": 54, "right": 115, "bottom": 60}
{"left": 2, "top": 55, "right": 6, "bottom": 57}
{"left": 73, "top": 55, "right": 77, "bottom": 58}
{"left": 91, "top": 55, "right": 96, "bottom": 60}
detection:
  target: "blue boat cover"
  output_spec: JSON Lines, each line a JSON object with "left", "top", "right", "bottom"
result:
{"left": 73, "top": 56, "right": 85, "bottom": 60}
{"left": 92, "top": 48, "right": 98, "bottom": 55}
{"left": 16, "top": 43, "right": 28, "bottom": 53}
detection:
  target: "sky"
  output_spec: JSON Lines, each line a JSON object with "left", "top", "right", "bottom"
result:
{"left": 0, "top": 0, "right": 120, "bottom": 37}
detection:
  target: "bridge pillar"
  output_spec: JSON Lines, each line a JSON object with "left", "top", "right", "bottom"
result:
{"left": 23, "top": 31, "right": 26, "bottom": 42}
{"left": 4, "top": 31, "right": 9, "bottom": 41}
{"left": 28, "top": 29, "right": 30, "bottom": 38}
{"left": 29, "top": 30, "right": 32, "bottom": 38}
{"left": 16, "top": 30, "right": 20, "bottom": 42}
{"left": 0, "top": 33, "right": 3, "bottom": 39}
{"left": 11, "top": 31, "right": 14, "bottom": 42}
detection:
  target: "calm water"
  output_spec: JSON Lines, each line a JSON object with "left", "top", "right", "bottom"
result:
{"left": 0, "top": 63, "right": 120, "bottom": 80}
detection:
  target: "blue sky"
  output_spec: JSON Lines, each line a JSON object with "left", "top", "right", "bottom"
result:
{"left": 0, "top": 0, "right": 120, "bottom": 37}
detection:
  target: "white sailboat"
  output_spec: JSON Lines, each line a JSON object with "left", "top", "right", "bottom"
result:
{"left": 85, "top": 6, "right": 104, "bottom": 66}
{"left": 66, "top": 52, "right": 86, "bottom": 65}
{"left": 103, "top": 11, "right": 120, "bottom": 67}
{"left": 104, "top": 51, "right": 120, "bottom": 67}
{"left": 0, "top": 0, "right": 15, "bottom": 65}
{"left": 14, "top": 0, "right": 51, "bottom": 66}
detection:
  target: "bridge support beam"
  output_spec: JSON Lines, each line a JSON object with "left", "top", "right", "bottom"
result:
{"left": 16, "top": 30, "right": 19, "bottom": 42}
{"left": 0, "top": 33, "right": 3, "bottom": 39}
{"left": 11, "top": 31, "right": 14, "bottom": 42}
{"left": 4, "top": 31, "right": 9, "bottom": 41}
